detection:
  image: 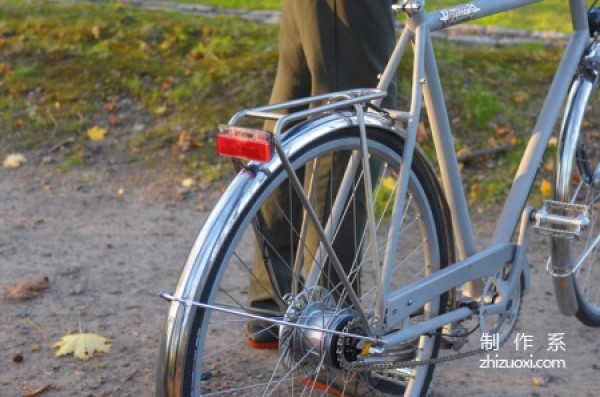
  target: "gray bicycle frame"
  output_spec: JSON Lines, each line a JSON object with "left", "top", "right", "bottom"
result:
{"left": 156, "top": 2, "right": 596, "bottom": 394}
{"left": 227, "top": 0, "right": 590, "bottom": 342}
{"left": 362, "top": 0, "right": 591, "bottom": 342}
{"left": 262, "top": 0, "right": 592, "bottom": 342}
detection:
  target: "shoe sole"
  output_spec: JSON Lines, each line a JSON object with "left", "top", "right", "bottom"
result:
{"left": 246, "top": 338, "right": 279, "bottom": 350}
{"left": 302, "top": 376, "right": 356, "bottom": 397}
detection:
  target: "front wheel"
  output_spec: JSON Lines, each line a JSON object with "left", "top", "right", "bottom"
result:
{"left": 553, "top": 63, "right": 600, "bottom": 326}
{"left": 159, "top": 120, "right": 454, "bottom": 396}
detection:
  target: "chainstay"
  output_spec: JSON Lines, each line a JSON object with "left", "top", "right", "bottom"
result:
{"left": 340, "top": 271, "right": 522, "bottom": 372}
{"left": 339, "top": 314, "right": 512, "bottom": 371}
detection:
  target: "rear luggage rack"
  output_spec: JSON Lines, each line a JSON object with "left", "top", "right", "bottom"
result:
{"left": 227, "top": 88, "right": 388, "bottom": 137}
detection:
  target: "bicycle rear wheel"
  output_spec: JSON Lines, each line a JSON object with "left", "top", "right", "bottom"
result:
{"left": 158, "top": 118, "right": 454, "bottom": 396}
{"left": 553, "top": 62, "right": 600, "bottom": 326}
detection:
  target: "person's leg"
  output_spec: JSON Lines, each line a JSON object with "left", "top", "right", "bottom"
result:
{"left": 248, "top": 0, "right": 397, "bottom": 344}
{"left": 300, "top": 0, "right": 396, "bottom": 295}
{"left": 303, "top": 0, "right": 397, "bottom": 107}
{"left": 247, "top": 0, "right": 313, "bottom": 342}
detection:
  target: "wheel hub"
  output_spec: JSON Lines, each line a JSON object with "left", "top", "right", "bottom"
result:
{"left": 279, "top": 287, "right": 356, "bottom": 371}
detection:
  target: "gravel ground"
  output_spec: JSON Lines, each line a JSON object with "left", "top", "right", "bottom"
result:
{"left": 1, "top": 164, "right": 599, "bottom": 396}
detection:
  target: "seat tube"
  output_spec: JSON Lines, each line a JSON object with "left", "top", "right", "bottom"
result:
{"left": 422, "top": 28, "right": 477, "bottom": 261}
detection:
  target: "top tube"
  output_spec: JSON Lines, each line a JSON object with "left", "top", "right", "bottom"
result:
{"left": 416, "top": 0, "right": 589, "bottom": 33}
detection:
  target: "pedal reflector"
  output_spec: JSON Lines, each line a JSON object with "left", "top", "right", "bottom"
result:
{"left": 216, "top": 125, "right": 273, "bottom": 162}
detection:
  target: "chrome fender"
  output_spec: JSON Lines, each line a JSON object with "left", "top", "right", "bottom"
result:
{"left": 156, "top": 111, "right": 399, "bottom": 396}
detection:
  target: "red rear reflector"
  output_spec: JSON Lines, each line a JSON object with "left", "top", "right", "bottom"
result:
{"left": 216, "top": 124, "right": 273, "bottom": 162}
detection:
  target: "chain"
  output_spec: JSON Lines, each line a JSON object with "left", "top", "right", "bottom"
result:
{"left": 341, "top": 346, "right": 487, "bottom": 371}
{"left": 337, "top": 312, "right": 512, "bottom": 372}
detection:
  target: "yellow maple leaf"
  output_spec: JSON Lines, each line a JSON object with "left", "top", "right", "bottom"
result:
{"left": 86, "top": 126, "right": 107, "bottom": 141}
{"left": 3, "top": 153, "right": 27, "bottom": 168}
{"left": 53, "top": 332, "right": 111, "bottom": 360}
{"left": 540, "top": 178, "right": 553, "bottom": 198}
{"left": 153, "top": 105, "right": 167, "bottom": 116}
{"left": 181, "top": 177, "right": 195, "bottom": 188}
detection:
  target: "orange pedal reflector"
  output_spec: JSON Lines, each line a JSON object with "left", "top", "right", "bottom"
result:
{"left": 216, "top": 124, "right": 273, "bottom": 162}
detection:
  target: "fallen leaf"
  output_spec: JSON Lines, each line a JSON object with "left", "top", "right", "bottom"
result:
{"left": 91, "top": 25, "right": 101, "bottom": 40}
{"left": 494, "top": 123, "right": 513, "bottom": 136}
{"left": 153, "top": 105, "right": 167, "bottom": 116}
{"left": 540, "top": 178, "right": 552, "bottom": 198}
{"left": 512, "top": 95, "right": 525, "bottom": 106}
{"left": 3, "top": 153, "right": 27, "bottom": 168}
{"left": 0, "top": 62, "right": 12, "bottom": 75}
{"left": 53, "top": 332, "right": 111, "bottom": 360}
{"left": 4, "top": 276, "right": 49, "bottom": 300}
{"left": 104, "top": 100, "right": 117, "bottom": 113}
{"left": 176, "top": 130, "right": 193, "bottom": 152}
{"left": 23, "top": 384, "right": 53, "bottom": 397}
{"left": 162, "top": 76, "right": 175, "bottom": 90}
{"left": 86, "top": 125, "right": 107, "bottom": 141}
{"left": 181, "top": 177, "right": 195, "bottom": 188}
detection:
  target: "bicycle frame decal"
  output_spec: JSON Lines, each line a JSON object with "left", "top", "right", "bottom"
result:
{"left": 439, "top": 4, "right": 481, "bottom": 28}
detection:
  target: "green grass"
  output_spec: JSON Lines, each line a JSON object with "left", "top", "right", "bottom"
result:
{"left": 0, "top": 0, "right": 278, "bottom": 178}
{"left": 0, "top": 0, "right": 564, "bottom": 203}
{"left": 171, "top": 0, "right": 575, "bottom": 32}
{"left": 173, "top": 0, "right": 279, "bottom": 8}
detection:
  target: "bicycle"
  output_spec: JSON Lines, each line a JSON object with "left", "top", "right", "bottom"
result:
{"left": 157, "top": 1, "right": 600, "bottom": 395}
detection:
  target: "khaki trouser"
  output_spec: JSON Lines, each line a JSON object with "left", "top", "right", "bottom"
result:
{"left": 249, "top": 0, "right": 397, "bottom": 310}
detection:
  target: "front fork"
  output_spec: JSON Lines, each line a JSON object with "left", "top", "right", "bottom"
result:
{"left": 549, "top": 40, "right": 600, "bottom": 315}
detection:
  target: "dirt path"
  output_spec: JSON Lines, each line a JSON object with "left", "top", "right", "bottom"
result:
{"left": 1, "top": 166, "right": 599, "bottom": 396}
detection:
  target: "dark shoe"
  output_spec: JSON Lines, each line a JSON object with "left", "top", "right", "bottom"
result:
{"left": 247, "top": 299, "right": 281, "bottom": 350}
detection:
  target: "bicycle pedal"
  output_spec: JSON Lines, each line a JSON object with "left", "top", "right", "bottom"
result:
{"left": 441, "top": 323, "right": 468, "bottom": 351}
{"left": 532, "top": 200, "right": 590, "bottom": 239}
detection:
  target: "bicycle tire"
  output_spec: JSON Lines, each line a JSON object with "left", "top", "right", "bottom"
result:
{"left": 158, "top": 115, "right": 454, "bottom": 396}
{"left": 553, "top": 67, "right": 600, "bottom": 326}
